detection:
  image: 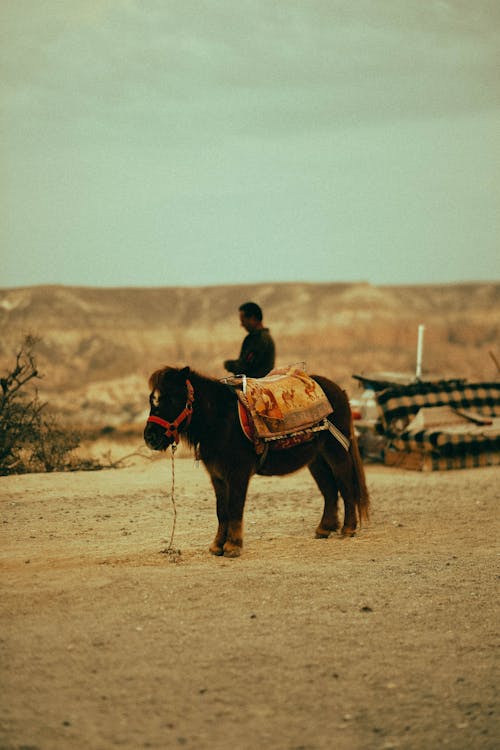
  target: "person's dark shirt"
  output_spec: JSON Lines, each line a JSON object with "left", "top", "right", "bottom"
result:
{"left": 224, "top": 328, "right": 275, "bottom": 378}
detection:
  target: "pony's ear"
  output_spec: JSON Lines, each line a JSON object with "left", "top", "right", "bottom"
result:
{"left": 180, "top": 366, "right": 191, "bottom": 378}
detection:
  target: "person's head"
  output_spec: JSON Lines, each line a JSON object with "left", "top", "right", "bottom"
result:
{"left": 238, "top": 302, "right": 263, "bottom": 331}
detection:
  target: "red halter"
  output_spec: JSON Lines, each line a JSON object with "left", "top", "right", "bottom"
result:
{"left": 147, "top": 379, "right": 194, "bottom": 444}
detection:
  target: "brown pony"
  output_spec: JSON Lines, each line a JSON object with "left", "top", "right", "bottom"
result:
{"left": 144, "top": 366, "right": 369, "bottom": 557}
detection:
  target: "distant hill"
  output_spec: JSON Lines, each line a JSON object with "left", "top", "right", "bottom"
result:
{"left": 1, "top": 282, "right": 498, "bottom": 427}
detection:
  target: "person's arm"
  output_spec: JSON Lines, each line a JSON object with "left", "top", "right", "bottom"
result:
{"left": 224, "top": 358, "right": 241, "bottom": 373}
{"left": 225, "top": 333, "right": 274, "bottom": 377}
{"left": 224, "top": 336, "right": 250, "bottom": 374}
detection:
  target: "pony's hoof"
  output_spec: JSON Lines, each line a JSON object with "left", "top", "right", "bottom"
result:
{"left": 315, "top": 528, "right": 332, "bottom": 539}
{"left": 209, "top": 544, "right": 224, "bottom": 556}
{"left": 223, "top": 543, "right": 242, "bottom": 558}
{"left": 341, "top": 527, "right": 356, "bottom": 537}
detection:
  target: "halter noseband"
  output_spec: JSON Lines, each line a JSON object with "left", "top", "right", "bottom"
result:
{"left": 147, "top": 379, "right": 194, "bottom": 444}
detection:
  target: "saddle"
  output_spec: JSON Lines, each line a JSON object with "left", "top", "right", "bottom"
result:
{"left": 227, "top": 366, "right": 333, "bottom": 453}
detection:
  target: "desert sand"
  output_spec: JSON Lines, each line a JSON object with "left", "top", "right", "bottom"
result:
{"left": 1, "top": 452, "right": 498, "bottom": 750}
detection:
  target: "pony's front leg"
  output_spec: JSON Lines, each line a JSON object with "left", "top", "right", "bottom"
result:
{"left": 208, "top": 455, "right": 253, "bottom": 557}
{"left": 208, "top": 476, "right": 249, "bottom": 556}
{"left": 209, "top": 476, "right": 228, "bottom": 556}
{"left": 222, "top": 470, "right": 252, "bottom": 558}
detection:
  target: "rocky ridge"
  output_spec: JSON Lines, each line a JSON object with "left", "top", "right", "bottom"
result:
{"left": 1, "top": 282, "right": 498, "bottom": 428}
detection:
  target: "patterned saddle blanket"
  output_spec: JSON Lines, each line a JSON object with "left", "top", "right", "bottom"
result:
{"left": 231, "top": 366, "right": 333, "bottom": 442}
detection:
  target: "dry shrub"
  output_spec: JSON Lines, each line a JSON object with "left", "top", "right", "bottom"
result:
{"left": 0, "top": 336, "right": 101, "bottom": 475}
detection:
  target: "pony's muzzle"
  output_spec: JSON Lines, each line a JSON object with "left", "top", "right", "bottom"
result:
{"left": 144, "top": 423, "right": 171, "bottom": 451}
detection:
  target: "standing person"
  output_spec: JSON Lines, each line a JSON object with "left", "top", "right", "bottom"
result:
{"left": 223, "top": 302, "right": 275, "bottom": 378}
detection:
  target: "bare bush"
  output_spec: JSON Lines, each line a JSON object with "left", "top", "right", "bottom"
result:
{"left": 0, "top": 336, "right": 90, "bottom": 475}
{"left": 26, "top": 413, "right": 82, "bottom": 473}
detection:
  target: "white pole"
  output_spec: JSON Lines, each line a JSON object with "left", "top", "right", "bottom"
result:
{"left": 416, "top": 324, "right": 425, "bottom": 380}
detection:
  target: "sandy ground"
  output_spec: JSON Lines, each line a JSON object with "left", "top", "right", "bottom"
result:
{"left": 1, "top": 453, "right": 498, "bottom": 750}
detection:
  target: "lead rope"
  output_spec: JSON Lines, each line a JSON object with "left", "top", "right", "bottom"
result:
{"left": 161, "top": 443, "right": 181, "bottom": 561}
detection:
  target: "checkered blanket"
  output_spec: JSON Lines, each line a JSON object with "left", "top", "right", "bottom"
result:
{"left": 376, "top": 381, "right": 500, "bottom": 461}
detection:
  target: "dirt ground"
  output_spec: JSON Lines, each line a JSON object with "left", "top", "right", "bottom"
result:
{"left": 1, "top": 453, "right": 498, "bottom": 750}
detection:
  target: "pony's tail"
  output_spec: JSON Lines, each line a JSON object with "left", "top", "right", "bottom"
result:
{"left": 349, "top": 416, "right": 370, "bottom": 524}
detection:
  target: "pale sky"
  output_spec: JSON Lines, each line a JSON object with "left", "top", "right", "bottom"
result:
{"left": 1, "top": 0, "right": 499, "bottom": 288}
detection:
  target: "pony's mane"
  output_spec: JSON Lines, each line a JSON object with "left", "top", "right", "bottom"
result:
{"left": 148, "top": 366, "right": 173, "bottom": 391}
{"left": 148, "top": 366, "right": 219, "bottom": 392}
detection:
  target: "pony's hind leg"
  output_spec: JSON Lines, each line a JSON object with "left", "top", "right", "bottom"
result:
{"left": 334, "top": 456, "right": 360, "bottom": 536}
{"left": 337, "top": 472, "right": 358, "bottom": 535}
{"left": 309, "top": 455, "right": 340, "bottom": 538}
{"left": 320, "top": 441, "right": 360, "bottom": 537}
